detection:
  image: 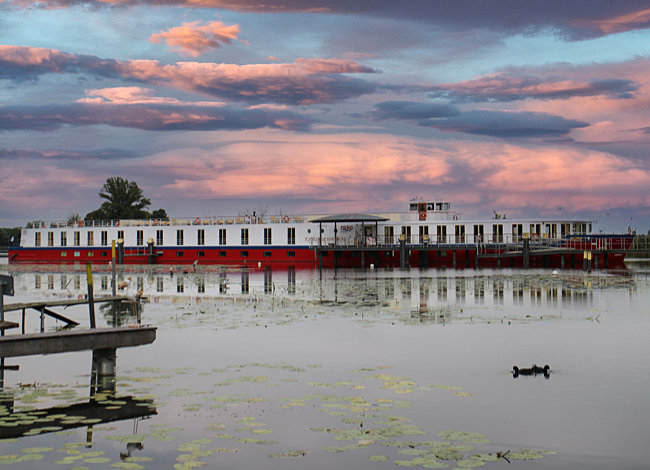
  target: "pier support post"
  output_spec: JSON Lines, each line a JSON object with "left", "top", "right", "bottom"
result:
{"left": 117, "top": 239, "right": 124, "bottom": 265}
{"left": 91, "top": 348, "right": 117, "bottom": 395}
{"left": 522, "top": 239, "right": 530, "bottom": 269}
{"left": 111, "top": 241, "right": 117, "bottom": 297}
{"left": 147, "top": 239, "right": 154, "bottom": 265}
{"left": 86, "top": 263, "right": 96, "bottom": 329}
{"left": 399, "top": 238, "right": 408, "bottom": 269}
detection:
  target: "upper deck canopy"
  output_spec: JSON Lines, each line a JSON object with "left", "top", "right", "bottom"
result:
{"left": 310, "top": 214, "right": 389, "bottom": 223}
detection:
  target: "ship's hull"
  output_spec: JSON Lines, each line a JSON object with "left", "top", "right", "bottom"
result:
{"left": 9, "top": 234, "right": 633, "bottom": 270}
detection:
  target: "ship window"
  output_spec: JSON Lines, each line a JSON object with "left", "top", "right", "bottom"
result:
{"left": 240, "top": 250, "right": 249, "bottom": 257}
{"left": 176, "top": 251, "right": 184, "bottom": 257}
{"left": 88, "top": 231, "right": 94, "bottom": 246}
{"left": 74, "top": 231, "right": 80, "bottom": 246}
{"left": 177, "top": 229, "right": 184, "bottom": 246}
{"left": 473, "top": 224, "right": 484, "bottom": 243}
{"left": 436, "top": 225, "right": 447, "bottom": 243}
{"left": 117, "top": 230, "right": 124, "bottom": 241}
{"left": 88, "top": 251, "right": 94, "bottom": 257}
{"left": 419, "top": 225, "right": 429, "bottom": 244}
{"left": 101, "top": 231, "right": 108, "bottom": 245}
{"left": 198, "top": 251, "right": 205, "bottom": 257}
{"left": 47, "top": 232, "right": 54, "bottom": 247}
{"left": 287, "top": 251, "right": 295, "bottom": 257}
{"left": 287, "top": 227, "right": 296, "bottom": 245}
{"left": 137, "top": 230, "right": 144, "bottom": 246}
{"left": 492, "top": 224, "right": 504, "bottom": 243}
{"left": 219, "top": 229, "right": 227, "bottom": 245}
{"left": 455, "top": 225, "right": 466, "bottom": 243}
{"left": 60, "top": 232, "right": 67, "bottom": 247}
{"left": 264, "top": 228, "right": 272, "bottom": 245}
{"left": 241, "top": 228, "right": 249, "bottom": 245}
{"left": 219, "top": 251, "right": 227, "bottom": 257}
{"left": 156, "top": 230, "right": 163, "bottom": 245}
{"left": 197, "top": 229, "right": 205, "bottom": 246}
{"left": 384, "top": 226, "right": 394, "bottom": 244}
{"left": 101, "top": 251, "right": 108, "bottom": 257}
{"left": 74, "top": 251, "right": 80, "bottom": 257}
{"left": 177, "top": 278, "right": 184, "bottom": 293}
{"left": 61, "top": 251, "right": 67, "bottom": 257}
{"left": 264, "top": 251, "right": 272, "bottom": 257}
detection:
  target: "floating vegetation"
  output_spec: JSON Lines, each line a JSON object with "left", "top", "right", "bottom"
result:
{"left": 268, "top": 450, "right": 308, "bottom": 458}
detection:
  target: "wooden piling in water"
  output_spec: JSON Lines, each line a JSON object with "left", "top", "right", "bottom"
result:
{"left": 86, "top": 263, "right": 96, "bottom": 329}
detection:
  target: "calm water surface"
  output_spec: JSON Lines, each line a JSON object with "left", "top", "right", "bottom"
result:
{"left": 1, "top": 260, "right": 649, "bottom": 469}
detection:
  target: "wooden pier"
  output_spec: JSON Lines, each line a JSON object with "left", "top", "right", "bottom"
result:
{"left": 0, "top": 325, "right": 156, "bottom": 358}
{"left": 1, "top": 276, "right": 155, "bottom": 358}
{"left": 314, "top": 236, "right": 649, "bottom": 270}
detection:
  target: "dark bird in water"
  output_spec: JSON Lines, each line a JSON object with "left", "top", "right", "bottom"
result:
{"left": 513, "top": 364, "right": 550, "bottom": 378}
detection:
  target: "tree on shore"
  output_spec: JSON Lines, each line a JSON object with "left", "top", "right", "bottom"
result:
{"left": 0, "top": 227, "right": 21, "bottom": 248}
{"left": 85, "top": 177, "right": 167, "bottom": 220}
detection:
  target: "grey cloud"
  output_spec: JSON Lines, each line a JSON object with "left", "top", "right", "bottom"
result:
{"left": 373, "top": 101, "right": 589, "bottom": 138}
{"left": 8, "top": 0, "right": 650, "bottom": 38}
{"left": 428, "top": 110, "right": 589, "bottom": 138}
{"left": 427, "top": 77, "right": 639, "bottom": 103}
{"left": 0, "top": 103, "right": 314, "bottom": 132}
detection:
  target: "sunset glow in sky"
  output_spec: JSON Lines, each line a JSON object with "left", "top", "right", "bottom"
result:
{"left": 2, "top": 1, "right": 650, "bottom": 231}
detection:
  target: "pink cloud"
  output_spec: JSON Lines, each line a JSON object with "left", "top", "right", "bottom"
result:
{"left": 573, "top": 8, "right": 650, "bottom": 35}
{"left": 3, "top": 131, "right": 650, "bottom": 225}
{"left": 77, "top": 87, "right": 225, "bottom": 106}
{"left": 150, "top": 21, "right": 244, "bottom": 57}
{"left": 132, "top": 132, "right": 650, "bottom": 214}
{"left": 0, "top": 46, "right": 377, "bottom": 104}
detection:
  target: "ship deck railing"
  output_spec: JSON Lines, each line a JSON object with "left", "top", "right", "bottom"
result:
{"left": 28, "top": 215, "right": 310, "bottom": 229}
{"left": 314, "top": 234, "right": 633, "bottom": 253}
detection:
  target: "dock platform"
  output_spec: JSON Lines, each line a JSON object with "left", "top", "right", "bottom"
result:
{"left": 0, "top": 325, "right": 156, "bottom": 358}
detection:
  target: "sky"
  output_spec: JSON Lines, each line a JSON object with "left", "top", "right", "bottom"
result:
{"left": 1, "top": 1, "right": 650, "bottom": 232}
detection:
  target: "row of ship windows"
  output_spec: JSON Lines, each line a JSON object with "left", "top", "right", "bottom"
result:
{"left": 32, "top": 222, "right": 591, "bottom": 247}
{"left": 34, "top": 228, "right": 297, "bottom": 247}
{"left": 388, "top": 222, "right": 590, "bottom": 241}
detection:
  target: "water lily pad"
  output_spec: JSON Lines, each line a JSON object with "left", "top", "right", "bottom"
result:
{"left": 21, "top": 447, "right": 54, "bottom": 453}
{"left": 269, "top": 450, "right": 308, "bottom": 458}
{"left": 438, "top": 431, "right": 489, "bottom": 444}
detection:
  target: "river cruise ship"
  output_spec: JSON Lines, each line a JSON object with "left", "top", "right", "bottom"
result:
{"left": 8, "top": 200, "right": 634, "bottom": 269}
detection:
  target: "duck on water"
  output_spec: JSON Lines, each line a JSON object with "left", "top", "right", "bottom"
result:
{"left": 512, "top": 364, "right": 550, "bottom": 378}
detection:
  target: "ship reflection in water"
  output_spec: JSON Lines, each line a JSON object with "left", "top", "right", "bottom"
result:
{"left": 8, "top": 265, "right": 638, "bottom": 326}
